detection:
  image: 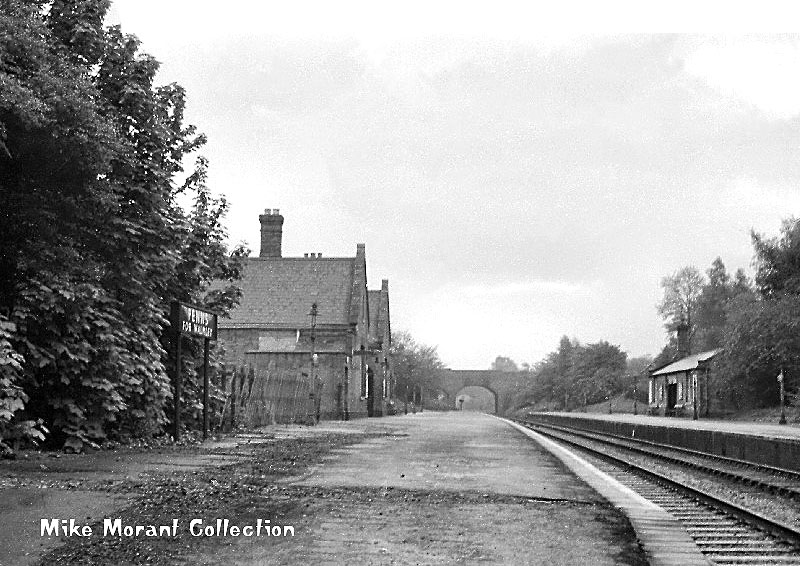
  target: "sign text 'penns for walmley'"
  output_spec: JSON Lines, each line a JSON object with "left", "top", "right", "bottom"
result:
{"left": 171, "top": 302, "right": 218, "bottom": 341}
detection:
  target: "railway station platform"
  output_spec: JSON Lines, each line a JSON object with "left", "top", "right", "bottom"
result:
{"left": 276, "top": 412, "right": 651, "bottom": 565}
{"left": 3, "top": 411, "right": 714, "bottom": 565}
{"left": 525, "top": 411, "right": 800, "bottom": 472}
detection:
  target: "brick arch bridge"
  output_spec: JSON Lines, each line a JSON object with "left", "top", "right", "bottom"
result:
{"left": 436, "top": 370, "right": 527, "bottom": 415}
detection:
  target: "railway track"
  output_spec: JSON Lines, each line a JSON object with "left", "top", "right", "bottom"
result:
{"left": 523, "top": 419, "right": 800, "bottom": 499}
{"left": 515, "top": 419, "right": 800, "bottom": 565}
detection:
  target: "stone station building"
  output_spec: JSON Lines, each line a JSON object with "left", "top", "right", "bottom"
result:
{"left": 647, "top": 324, "right": 718, "bottom": 417}
{"left": 218, "top": 209, "right": 392, "bottom": 423}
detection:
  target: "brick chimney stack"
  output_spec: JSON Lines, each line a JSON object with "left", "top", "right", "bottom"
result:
{"left": 676, "top": 322, "right": 690, "bottom": 360}
{"left": 259, "top": 208, "right": 284, "bottom": 258}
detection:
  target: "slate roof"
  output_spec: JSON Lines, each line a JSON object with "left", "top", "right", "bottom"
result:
{"left": 220, "top": 257, "right": 356, "bottom": 328}
{"left": 651, "top": 349, "right": 720, "bottom": 377}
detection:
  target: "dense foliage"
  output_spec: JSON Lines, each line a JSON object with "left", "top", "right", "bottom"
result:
{"left": 0, "top": 1, "right": 245, "bottom": 451}
{"left": 712, "top": 220, "right": 800, "bottom": 410}
{"left": 510, "top": 336, "right": 630, "bottom": 411}
{"left": 653, "top": 258, "right": 752, "bottom": 369}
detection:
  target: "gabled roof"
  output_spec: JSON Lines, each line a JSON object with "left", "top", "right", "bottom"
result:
{"left": 220, "top": 257, "right": 356, "bottom": 328}
{"left": 651, "top": 349, "right": 720, "bottom": 377}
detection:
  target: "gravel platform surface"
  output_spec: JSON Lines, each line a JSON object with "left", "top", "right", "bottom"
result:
{"left": 0, "top": 412, "right": 647, "bottom": 566}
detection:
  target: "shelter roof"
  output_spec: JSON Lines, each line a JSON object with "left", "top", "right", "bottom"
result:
{"left": 651, "top": 349, "right": 720, "bottom": 377}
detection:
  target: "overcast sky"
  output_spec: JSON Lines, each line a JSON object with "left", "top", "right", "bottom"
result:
{"left": 107, "top": 2, "right": 800, "bottom": 369}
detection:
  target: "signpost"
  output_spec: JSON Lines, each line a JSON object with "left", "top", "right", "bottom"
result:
{"left": 171, "top": 302, "right": 218, "bottom": 441}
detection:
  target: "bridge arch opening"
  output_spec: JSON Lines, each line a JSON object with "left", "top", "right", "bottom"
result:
{"left": 454, "top": 386, "right": 497, "bottom": 414}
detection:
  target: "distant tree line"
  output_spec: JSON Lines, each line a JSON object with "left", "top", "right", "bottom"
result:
{"left": 509, "top": 219, "right": 800, "bottom": 416}
{"left": 508, "top": 337, "right": 644, "bottom": 412}
{"left": 0, "top": 1, "right": 245, "bottom": 452}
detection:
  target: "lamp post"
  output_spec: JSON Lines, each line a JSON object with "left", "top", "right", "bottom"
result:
{"left": 632, "top": 374, "right": 638, "bottom": 416}
{"left": 308, "top": 303, "right": 318, "bottom": 424}
{"left": 779, "top": 367, "right": 787, "bottom": 425}
{"left": 692, "top": 370, "right": 698, "bottom": 421}
{"left": 644, "top": 362, "right": 655, "bottom": 417}
{"left": 379, "top": 356, "right": 387, "bottom": 415}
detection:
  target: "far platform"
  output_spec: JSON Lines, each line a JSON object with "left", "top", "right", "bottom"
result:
{"left": 525, "top": 411, "right": 800, "bottom": 472}
{"left": 533, "top": 411, "right": 800, "bottom": 442}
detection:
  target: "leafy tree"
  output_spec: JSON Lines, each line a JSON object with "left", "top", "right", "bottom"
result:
{"left": 568, "top": 341, "right": 627, "bottom": 407}
{"left": 657, "top": 266, "right": 705, "bottom": 335}
{"left": 0, "top": 1, "right": 243, "bottom": 450}
{"left": 752, "top": 218, "right": 800, "bottom": 296}
{"left": 390, "top": 331, "right": 445, "bottom": 403}
{"left": 733, "top": 268, "right": 752, "bottom": 295}
{"left": 694, "top": 258, "right": 753, "bottom": 351}
{"left": 155, "top": 161, "right": 247, "bottom": 433}
{"left": 524, "top": 337, "right": 577, "bottom": 409}
{"left": 715, "top": 293, "right": 800, "bottom": 408}
{"left": 713, "top": 219, "right": 800, "bottom": 410}
{"left": 653, "top": 268, "right": 708, "bottom": 378}
{"left": 490, "top": 356, "right": 519, "bottom": 372}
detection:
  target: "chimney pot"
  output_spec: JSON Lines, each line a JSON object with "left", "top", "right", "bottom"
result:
{"left": 304, "top": 253, "right": 309, "bottom": 258}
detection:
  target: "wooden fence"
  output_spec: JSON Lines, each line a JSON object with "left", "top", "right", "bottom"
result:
{"left": 219, "top": 365, "right": 320, "bottom": 429}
